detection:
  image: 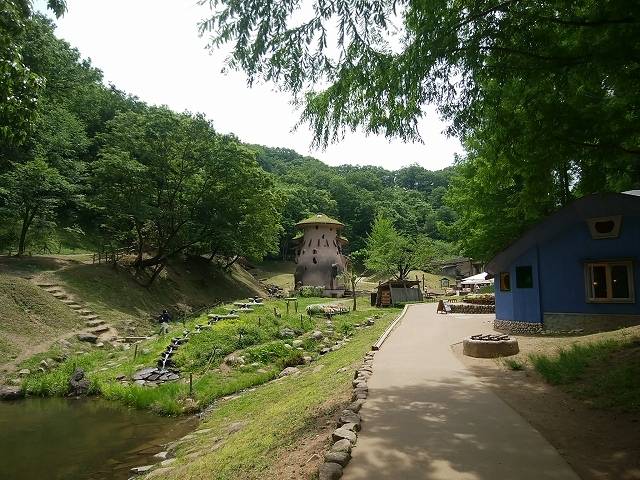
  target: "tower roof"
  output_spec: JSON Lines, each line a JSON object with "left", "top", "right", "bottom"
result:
{"left": 295, "top": 214, "right": 344, "bottom": 228}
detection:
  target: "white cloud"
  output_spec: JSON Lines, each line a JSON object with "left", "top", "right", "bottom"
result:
{"left": 40, "top": 0, "right": 463, "bottom": 170}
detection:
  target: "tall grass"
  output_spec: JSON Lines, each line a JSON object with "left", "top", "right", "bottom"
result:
{"left": 530, "top": 338, "right": 640, "bottom": 411}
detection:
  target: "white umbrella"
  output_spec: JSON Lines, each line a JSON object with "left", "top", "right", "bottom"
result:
{"left": 460, "top": 272, "right": 493, "bottom": 286}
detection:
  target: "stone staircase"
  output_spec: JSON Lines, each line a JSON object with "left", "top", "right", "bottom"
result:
{"left": 35, "top": 282, "right": 119, "bottom": 347}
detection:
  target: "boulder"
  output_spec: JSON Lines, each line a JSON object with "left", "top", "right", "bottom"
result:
{"left": 331, "top": 439, "right": 352, "bottom": 453}
{"left": 320, "top": 347, "right": 331, "bottom": 355}
{"left": 77, "top": 332, "right": 98, "bottom": 344}
{"left": 348, "top": 399, "right": 365, "bottom": 413}
{"left": 68, "top": 368, "right": 91, "bottom": 396}
{"left": 311, "top": 330, "right": 324, "bottom": 340}
{"left": 332, "top": 427, "right": 357, "bottom": 445}
{"left": 365, "top": 319, "right": 375, "bottom": 326}
{"left": 340, "top": 422, "right": 360, "bottom": 432}
{"left": 325, "top": 451, "right": 351, "bottom": 467}
{"left": 292, "top": 339, "right": 304, "bottom": 348}
{"left": 338, "top": 410, "right": 361, "bottom": 427}
{"left": 319, "top": 462, "right": 343, "bottom": 480}
{"left": 279, "top": 328, "right": 295, "bottom": 338}
{"left": 279, "top": 367, "right": 300, "bottom": 377}
{"left": 130, "top": 465, "right": 154, "bottom": 474}
{"left": 133, "top": 367, "right": 157, "bottom": 381}
{"left": 0, "top": 385, "right": 24, "bottom": 400}
{"left": 18, "top": 369, "right": 30, "bottom": 377}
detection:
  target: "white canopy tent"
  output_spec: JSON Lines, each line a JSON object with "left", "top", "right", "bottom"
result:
{"left": 460, "top": 272, "right": 493, "bottom": 286}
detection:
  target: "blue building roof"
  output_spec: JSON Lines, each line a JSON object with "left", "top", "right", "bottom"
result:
{"left": 487, "top": 192, "right": 640, "bottom": 274}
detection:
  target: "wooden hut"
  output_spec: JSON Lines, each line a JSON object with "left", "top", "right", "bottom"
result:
{"left": 376, "top": 280, "right": 423, "bottom": 307}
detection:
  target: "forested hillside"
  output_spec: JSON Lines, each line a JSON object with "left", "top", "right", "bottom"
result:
{"left": 0, "top": 11, "right": 462, "bottom": 280}
{"left": 251, "top": 145, "right": 458, "bottom": 257}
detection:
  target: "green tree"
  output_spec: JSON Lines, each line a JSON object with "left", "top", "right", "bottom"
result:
{"left": 364, "top": 215, "right": 434, "bottom": 280}
{"left": 0, "top": 158, "right": 70, "bottom": 255}
{"left": 0, "top": 1, "right": 67, "bottom": 145}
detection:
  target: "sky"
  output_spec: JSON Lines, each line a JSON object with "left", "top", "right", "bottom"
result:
{"left": 39, "top": 0, "right": 463, "bottom": 171}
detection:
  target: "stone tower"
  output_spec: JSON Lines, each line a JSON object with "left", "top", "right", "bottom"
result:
{"left": 293, "top": 214, "right": 348, "bottom": 291}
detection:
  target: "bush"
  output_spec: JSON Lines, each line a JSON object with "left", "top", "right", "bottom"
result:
{"left": 298, "top": 285, "right": 324, "bottom": 297}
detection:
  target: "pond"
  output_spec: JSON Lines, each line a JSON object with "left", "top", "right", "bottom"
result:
{"left": 0, "top": 397, "right": 197, "bottom": 480}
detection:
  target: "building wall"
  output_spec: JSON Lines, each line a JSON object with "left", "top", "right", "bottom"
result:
{"left": 495, "top": 215, "right": 640, "bottom": 327}
{"left": 495, "top": 247, "right": 542, "bottom": 323}
{"left": 539, "top": 216, "right": 640, "bottom": 315}
{"left": 294, "top": 224, "right": 346, "bottom": 288}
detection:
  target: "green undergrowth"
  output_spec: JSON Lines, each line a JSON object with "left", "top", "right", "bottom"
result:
{"left": 17, "top": 296, "right": 394, "bottom": 415}
{"left": 147, "top": 306, "right": 401, "bottom": 480}
{"left": 530, "top": 337, "right": 640, "bottom": 411}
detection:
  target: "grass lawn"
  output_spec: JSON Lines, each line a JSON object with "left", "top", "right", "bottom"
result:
{"left": 17, "top": 295, "right": 399, "bottom": 417}
{"left": 146, "top": 304, "right": 401, "bottom": 480}
{"left": 530, "top": 337, "right": 640, "bottom": 411}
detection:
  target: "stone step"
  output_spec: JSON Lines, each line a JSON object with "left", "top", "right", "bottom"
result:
{"left": 78, "top": 309, "right": 93, "bottom": 315}
{"left": 52, "top": 292, "right": 68, "bottom": 299}
{"left": 90, "top": 325, "right": 110, "bottom": 335}
{"left": 85, "top": 319, "right": 105, "bottom": 328}
{"left": 36, "top": 282, "right": 56, "bottom": 288}
{"left": 68, "top": 304, "right": 83, "bottom": 309}
{"left": 82, "top": 314, "right": 99, "bottom": 321}
{"left": 44, "top": 286, "right": 63, "bottom": 293}
{"left": 60, "top": 299, "right": 75, "bottom": 305}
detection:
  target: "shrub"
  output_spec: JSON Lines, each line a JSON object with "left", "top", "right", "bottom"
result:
{"left": 298, "top": 286, "right": 324, "bottom": 297}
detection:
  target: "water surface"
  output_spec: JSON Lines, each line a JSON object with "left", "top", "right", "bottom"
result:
{"left": 0, "top": 397, "right": 196, "bottom": 479}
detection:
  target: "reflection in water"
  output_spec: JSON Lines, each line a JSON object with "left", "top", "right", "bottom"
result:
{"left": 0, "top": 397, "right": 196, "bottom": 480}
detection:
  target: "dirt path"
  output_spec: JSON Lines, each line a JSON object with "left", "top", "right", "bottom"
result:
{"left": 343, "top": 304, "right": 579, "bottom": 480}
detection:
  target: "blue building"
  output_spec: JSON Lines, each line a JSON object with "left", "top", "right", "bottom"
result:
{"left": 486, "top": 191, "right": 640, "bottom": 334}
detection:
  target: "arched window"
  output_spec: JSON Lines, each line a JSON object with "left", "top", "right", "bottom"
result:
{"left": 313, "top": 257, "right": 317, "bottom": 264}
{"left": 313, "top": 249, "right": 317, "bottom": 254}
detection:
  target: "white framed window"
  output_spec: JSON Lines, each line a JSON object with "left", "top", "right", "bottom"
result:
{"left": 584, "top": 260, "right": 635, "bottom": 303}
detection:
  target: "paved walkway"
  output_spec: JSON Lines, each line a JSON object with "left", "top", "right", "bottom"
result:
{"left": 343, "top": 303, "right": 580, "bottom": 480}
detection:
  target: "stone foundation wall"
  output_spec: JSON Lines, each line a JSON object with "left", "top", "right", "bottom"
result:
{"left": 493, "top": 319, "right": 543, "bottom": 335}
{"left": 543, "top": 313, "right": 640, "bottom": 334}
{"left": 450, "top": 303, "right": 495, "bottom": 314}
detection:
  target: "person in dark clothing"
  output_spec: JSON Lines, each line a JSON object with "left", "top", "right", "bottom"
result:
{"left": 159, "top": 309, "right": 171, "bottom": 323}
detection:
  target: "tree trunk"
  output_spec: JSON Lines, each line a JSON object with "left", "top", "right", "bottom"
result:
{"left": 223, "top": 255, "right": 240, "bottom": 270}
{"left": 17, "top": 210, "right": 34, "bottom": 257}
{"left": 145, "top": 261, "right": 166, "bottom": 287}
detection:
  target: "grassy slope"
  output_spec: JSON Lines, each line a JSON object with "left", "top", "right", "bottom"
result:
{"left": 148, "top": 305, "right": 400, "bottom": 480}
{"left": 249, "top": 260, "right": 296, "bottom": 292}
{"left": 530, "top": 337, "right": 640, "bottom": 411}
{"left": 0, "top": 255, "right": 265, "bottom": 374}
{"left": 0, "top": 274, "right": 84, "bottom": 366}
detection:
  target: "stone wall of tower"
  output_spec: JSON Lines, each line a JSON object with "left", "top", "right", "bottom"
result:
{"left": 294, "top": 224, "right": 346, "bottom": 289}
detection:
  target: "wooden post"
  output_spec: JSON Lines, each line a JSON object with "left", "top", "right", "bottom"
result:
{"left": 133, "top": 343, "right": 138, "bottom": 360}
{"left": 295, "top": 300, "right": 298, "bottom": 313}
{"left": 189, "top": 373, "right": 193, "bottom": 396}
{"left": 286, "top": 301, "right": 289, "bottom": 315}
{"left": 300, "top": 314, "right": 303, "bottom": 329}
{"left": 258, "top": 316, "right": 261, "bottom": 326}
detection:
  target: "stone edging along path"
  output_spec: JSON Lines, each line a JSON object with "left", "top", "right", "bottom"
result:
{"left": 317, "top": 305, "right": 410, "bottom": 480}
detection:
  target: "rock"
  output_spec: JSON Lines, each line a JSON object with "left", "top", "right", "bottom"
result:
{"left": 320, "top": 348, "right": 331, "bottom": 355}
{"left": 153, "top": 451, "right": 169, "bottom": 460}
{"left": 341, "top": 422, "right": 360, "bottom": 432}
{"left": 279, "top": 367, "right": 300, "bottom": 377}
{"left": 325, "top": 451, "right": 351, "bottom": 467}
{"left": 142, "top": 348, "right": 151, "bottom": 355}
{"left": 18, "top": 369, "right": 30, "bottom": 377}
{"left": 348, "top": 399, "right": 365, "bottom": 413}
{"left": 160, "top": 459, "right": 176, "bottom": 467}
{"left": 365, "top": 319, "right": 375, "bottom": 326}
{"left": 331, "top": 439, "right": 352, "bottom": 453}
{"left": 292, "top": 339, "right": 303, "bottom": 348}
{"left": 96, "top": 342, "right": 105, "bottom": 348}
{"left": 130, "top": 465, "right": 154, "bottom": 474}
{"left": 0, "top": 385, "right": 24, "bottom": 400}
{"left": 68, "top": 368, "right": 90, "bottom": 396}
{"left": 279, "top": 328, "right": 295, "bottom": 338}
{"left": 311, "top": 330, "right": 324, "bottom": 340}
{"left": 77, "top": 332, "right": 98, "bottom": 344}
{"left": 319, "top": 462, "right": 343, "bottom": 480}
{"left": 339, "top": 410, "right": 361, "bottom": 427}
{"left": 133, "top": 367, "right": 157, "bottom": 381}
{"left": 39, "top": 359, "right": 49, "bottom": 370}
{"left": 284, "top": 343, "right": 293, "bottom": 349}
{"left": 332, "top": 427, "right": 357, "bottom": 445}
{"left": 302, "top": 356, "right": 313, "bottom": 364}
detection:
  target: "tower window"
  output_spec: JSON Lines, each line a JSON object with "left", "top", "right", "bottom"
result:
{"left": 313, "top": 257, "right": 317, "bottom": 264}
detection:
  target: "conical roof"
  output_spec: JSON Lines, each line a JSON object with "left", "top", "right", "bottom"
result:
{"left": 295, "top": 213, "right": 344, "bottom": 228}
